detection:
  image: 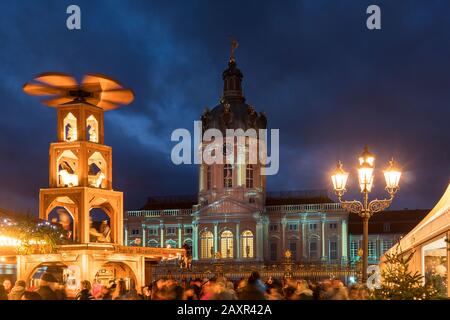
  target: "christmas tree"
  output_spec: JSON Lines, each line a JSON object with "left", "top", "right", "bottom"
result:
{"left": 0, "top": 215, "right": 70, "bottom": 255}
{"left": 371, "top": 245, "right": 438, "bottom": 300}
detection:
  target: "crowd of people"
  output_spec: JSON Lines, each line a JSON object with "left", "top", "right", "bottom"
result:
{"left": 0, "top": 271, "right": 369, "bottom": 300}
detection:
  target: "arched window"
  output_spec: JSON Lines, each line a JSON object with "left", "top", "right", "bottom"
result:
{"left": 241, "top": 230, "right": 254, "bottom": 258}
{"left": 246, "top": 164, "right": 254, "bottom": 188}
{"left": 166, "top": 239, "right": 177, "bottom": 248}
{"left": 147, "top": 239, "right": 159, "bottom": 248}
{"left": 220, "top": 230, "right": 233, "bottom": 259}
{"left": 206, "top": 165, "right": 212, "bottom": 190}
{"left": 223, "top": 164, "right": 233, "bottom": 188}
{"left": 200, "top": 231, "right": 214, "bottom": 259}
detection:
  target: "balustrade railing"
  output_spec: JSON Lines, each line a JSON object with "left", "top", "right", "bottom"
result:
{"left": 127, "top": 209, "right": 193, "bottom": 217}
{"left": 266, "top": 203, "right": 344, "bottom": 213}
{"left": 127, "top": 203, "right": 343, "bottom": 218}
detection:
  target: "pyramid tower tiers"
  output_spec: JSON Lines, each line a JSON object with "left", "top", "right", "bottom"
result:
{"left": 23, "top": 72, "right": 134, "bottom": 245}
{"left": 56, "top": 101, "right": 106, "bottom": 144}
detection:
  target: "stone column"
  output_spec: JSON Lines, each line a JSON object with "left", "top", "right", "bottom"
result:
{"left": 256, "top": 220, "right": 263, "bottom": 261}
{"left": 214, "top": 223, "right": 218, "bottom": 255}
{"left": 301, "top": 217, "right": 307, "bottom": 260}
{"left": 160, "top": 223, "right": 164, "bottom": 248}
{"left": 235, "top": 222, "right": 240, "bottom": 260}
{"left": 281, "top": 218, "right": 287, "bottom": 255}
{"left": 321, "top": 217, "right": 327, "bottom": 261}
{"left": 192, "top": 223, "right": 199, "bottom": 260}
{"left": 263, "top": 220, "right": 269, "bottom": 261}
{"left": 178, "top": 223, "right": 182, "bottom": 248}
{"left": 341, "top": 219, "right": 348, "bottom": 263}
{"left": 199, "top": 165, "right": 204, "bottom": 192}
{"left": 124, "top": 225, "right": 128, "bottom": 246}
{"left": 142, "top": 224, "right": 146, "bottom": 247}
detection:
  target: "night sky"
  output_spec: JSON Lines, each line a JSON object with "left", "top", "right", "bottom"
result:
{"left": 0, "top": 0, "right": 449, "bottom": 214}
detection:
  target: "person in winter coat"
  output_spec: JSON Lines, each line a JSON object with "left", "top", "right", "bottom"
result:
{"left": 294, "top": 280, "right": 314, "bottom": 300}
{"left": 76, "top": 280, "right": 95, "bottom": 300}
{"left": 2, "top": 279, "right": 12, "bottom": 295}
{"left": 0, "top": 284, "right": 8, "bottom": 300}
{"left": 237, "top": 272, "right": 266, "bottom": 300}
{"left": 8, "top": 280, "right": 26, "bottom": 300}
{"left": 21, "top": 291, "right": 42, "bottom": 300}
{"left": 35, "top": 272, "right": 59, "bottom": 300}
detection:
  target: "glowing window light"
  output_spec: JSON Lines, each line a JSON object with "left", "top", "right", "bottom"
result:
{"left": 0, "top": 236, "right": 21, "bottom": 247}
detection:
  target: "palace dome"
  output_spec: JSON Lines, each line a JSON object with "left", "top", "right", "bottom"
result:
{"left": 201, "top": 57, "right": 267, "bottom": 133}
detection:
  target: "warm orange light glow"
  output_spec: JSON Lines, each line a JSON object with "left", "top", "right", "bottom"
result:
{"left": 358, "top": 145, "right": 375, "bottom": 167}
{"left": 384, "top": 158, "right": 401, "bottom": 190}
{"left": 358, "top": 165, "right": 374, "bottom": 192}
{"left": 357, "top": 146, "right": 375, "bottom": 192}
{"left": 331, "top": 161, "right": 349, "bottom": 192}
{"left": 0, "top": 235, "right": 21, "bottom": 247}
{"left": 0, "top": 235, "right": 47, "bottom": 247}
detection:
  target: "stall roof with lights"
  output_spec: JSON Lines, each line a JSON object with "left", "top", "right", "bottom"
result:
{"left": 385, "top": 182, "right": 450, "bottom": 255}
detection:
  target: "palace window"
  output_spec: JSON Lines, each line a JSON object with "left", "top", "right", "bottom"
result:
{"left": 147, "top": 239, "right": 159, "bottom": 248}
{"left": 220, "top": 230, "right": 234, "bottom": 259}
{"left": 185, "top": 227, "right": 192, "bottom": 235}
{"left": 269, "top": 224, "right": 278, "bottom": 232}
{"left": 166, "top": 227, "right": 177, "bottom": 236}
{"left": 148, "top": 228, "right": 158, "bottom": 236}
{"left": 246, "top": 164, "right": 254, "bottom": 188}
{"left": 166, "top": 239, "right": 177, "bottom": 248}
{"left": 368, "top": 241, "right": 376, "bottom": 257}
{"left": 329, "top": 240, "right": 338, "bottom": 260}
{"left": 184, "top": 239, "right": 193, "bottom": 248}
{"left": 309, "top": 241, "right": 318, "bottom": 258}
{"left": 270, "top": 242, "right": 277, "bottom": 261}
{"left": 350, "top": 241, "right": 359, "bottom": 259}
{"left": 131, "top": 229, "right": 140, "bottom": 235}
{"left": 288, "top": 223, "right": 298, "bottom": 231}
{"left": 329, "top": 223, "right": 337, "bottom": 229}
{"left": 289, "top": 241, "right": 297, "bottom": 260}
{"left": 206, "top": 165, "right": 212, "bottom": 190}
{"left": 382, "top": 240, "right": 393, "bottom": 253}
{"left": 309, "top": 223, "right": 317, "bottom": 231}
{"left": 241, "top": 230, "right": 254, "bottom": 258}
{"left": 200, "top": 231, "right": 214, "bottom": 259}
{"left": 223, "top": 164, "right": 233, "bottom": 188}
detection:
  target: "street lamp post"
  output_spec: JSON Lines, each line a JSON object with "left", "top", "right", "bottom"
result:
{"left": 331, "top": 146, "right": 401, "bottom": 283}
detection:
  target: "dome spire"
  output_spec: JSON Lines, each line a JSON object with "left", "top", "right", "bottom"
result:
{"left": 230, "top": 39, "right": 239, "bottom": 63}
{"left": 222, "top": 39, "right": 245, "bottom": 103}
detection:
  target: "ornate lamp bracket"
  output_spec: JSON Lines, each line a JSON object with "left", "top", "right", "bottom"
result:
{"left": 367, "top": 197, "right": 393, "bottom": 214}
{"left": 338, "top": 198, "right": 364, "bottom": 215}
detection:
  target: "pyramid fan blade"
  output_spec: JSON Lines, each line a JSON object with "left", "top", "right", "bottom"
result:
{"left": 96, "top": 100, "right": 119, "bottom": 111}
{"left": 82, "top": 73, "right": 122, "bottom": 91}
{"left": 42, "top": 96, "right": 75, "bottom": 107}
{"left": 85, "top": 97, "right": 101, "bottom": 106}
{"left": 23, "top": 83, "right": 62, "bottom": 96}
{"left": 100, "top": 89, "right": 135, "bottom": 105}
{"left": 35, "top": 72, "right": 78, "bottom": 88}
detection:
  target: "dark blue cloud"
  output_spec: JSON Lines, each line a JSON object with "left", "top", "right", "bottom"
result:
{"left": 0, "top": 0, "right": 448, "bottom": 214}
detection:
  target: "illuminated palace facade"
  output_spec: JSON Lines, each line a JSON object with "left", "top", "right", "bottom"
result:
{"left": 124, "top": 55, "right": 427, "bottom": 265}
